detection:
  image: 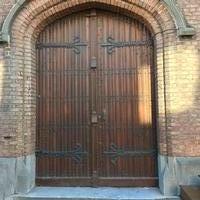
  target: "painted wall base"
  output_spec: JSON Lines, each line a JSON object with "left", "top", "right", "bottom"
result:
{"left": 158, "top": 154, "right": 200, "bottom": 196}
{"left": 0, "top": 154, "right": 35, "bottom": 200}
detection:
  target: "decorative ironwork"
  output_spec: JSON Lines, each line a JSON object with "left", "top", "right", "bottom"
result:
{"left": 36, "top": 36, "right": 87, "bottom": 54}
{"left": 36, "top": 144, "right": 87, "bottom": 163}
{"left": 104, "top": 143, "right": 156, "bottom": 165}
{"left": 101, "top": 37, "right": 152, "bottom": 54}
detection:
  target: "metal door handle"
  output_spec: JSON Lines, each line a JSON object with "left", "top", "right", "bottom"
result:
{"left": 99, "top": 109, "right": 106, "bottom": 121}
{"left": 91, "top": 110, "right": 106, "bottom": 124}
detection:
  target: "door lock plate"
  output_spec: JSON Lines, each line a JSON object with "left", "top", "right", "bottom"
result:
{"left": 90, "top": 56, "right": 97, "bottom": 69}
{"left": 91, "top": 111, "right": 98, "bottom": 123}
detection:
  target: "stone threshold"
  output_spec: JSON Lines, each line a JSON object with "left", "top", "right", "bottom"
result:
{"left": 12, "top": 187, "right": 180, "bottom": 200}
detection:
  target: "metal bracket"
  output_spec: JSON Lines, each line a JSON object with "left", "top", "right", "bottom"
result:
{"left": 104, "top": 143, "right": 156, "bottom": 165}
{"left": 36, "top": 144, "right": 88, "bottom": 163}
{"left": 36, "top": 36, "right": 87, "bottom": 54}
{"left": 101, "top": 37, "right": 152, "bottom": 54}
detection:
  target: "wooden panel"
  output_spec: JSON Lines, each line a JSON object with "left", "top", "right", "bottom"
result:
{"left": 36, "top": 12, "right": 91, "bottom": 182}
{"left": 36, "top": 9, "right": 157, "bottom": 186}
{"left": 95, "top": 11, "right": 157, "bottom": 186}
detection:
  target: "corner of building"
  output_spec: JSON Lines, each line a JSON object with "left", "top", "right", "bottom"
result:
{"left": 0, "top": 154, "right": 35, "bottom": 200}
{"left": 158, "top": 154, "right": 200, "bottom": 196}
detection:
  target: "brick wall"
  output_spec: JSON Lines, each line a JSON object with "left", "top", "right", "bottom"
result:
{"left": 0, "top": 0, "right": 199, "bottom": 157}
{"left": 167, "top": 0, "right": 200, "bottom": 156}
{"left": 0, "top": 0, "right": 16, "bottom": 155}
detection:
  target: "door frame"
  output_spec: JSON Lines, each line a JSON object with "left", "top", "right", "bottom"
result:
{"left": 36, "top": 9, "right": 158, "bottom": 187}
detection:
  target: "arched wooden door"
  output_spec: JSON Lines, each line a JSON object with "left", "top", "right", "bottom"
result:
{"left": 36, "top": 9, "right": 157, "bottom": 187}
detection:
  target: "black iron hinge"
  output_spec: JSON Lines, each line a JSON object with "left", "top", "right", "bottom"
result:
{"left": 101, "top": 36, "right": 153, "bottom": 54}
{"left": 36, "top": 36, "right": 87, "bottom": 54}
{"left": 104, "top": 143, "right": 156, "bottom": 165}
{"left": 36, "top": 144, "right": 88, "bottom": 163}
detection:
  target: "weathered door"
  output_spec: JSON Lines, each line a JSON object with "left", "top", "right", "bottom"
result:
{"left": 36, "top": 9, "right": 157, "bottom": 187}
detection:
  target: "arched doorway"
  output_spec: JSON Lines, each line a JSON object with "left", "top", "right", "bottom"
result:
{"left": 36, "top": 9, "right": 157, "bottom": 187}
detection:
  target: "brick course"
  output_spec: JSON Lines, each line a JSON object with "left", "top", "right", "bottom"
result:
{"left": 0, "top": 0, "right": 199, "bottom": 157}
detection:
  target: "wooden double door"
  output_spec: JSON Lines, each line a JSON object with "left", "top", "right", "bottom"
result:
{"left": 36, "top": 9, "right": 157, "bottom": 187}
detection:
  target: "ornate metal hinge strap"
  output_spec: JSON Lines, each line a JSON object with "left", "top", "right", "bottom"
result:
{"left": 36, "top": 144, "right": 87, "bottom": 163}
{"left": 101, "top": 37, "right": 153, "bottom": 54}
{"left": 104, "top": 143, "right": 156, "bottom": 165}
{"left": 36, "top": 36, "right": 87, "bottom": 54}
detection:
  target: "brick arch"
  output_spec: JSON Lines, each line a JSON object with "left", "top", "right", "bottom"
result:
{"left": 3, "top": 0, "right": 180, "bottom": 159}
{"left": 11, "top": 0, "right": 175, "bottom": 44}
{"left": 4, "top": 0, "right": 178, "bottom": 157}
{"left": 0, "top": 0, "right": 196, "bottom": 43}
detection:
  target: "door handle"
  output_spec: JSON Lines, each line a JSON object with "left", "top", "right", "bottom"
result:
{"left": 91, "top": 110, "right": 106, "bottom": 124}
{"left": 99, "top": 109, "right": 106, "bottom": 121}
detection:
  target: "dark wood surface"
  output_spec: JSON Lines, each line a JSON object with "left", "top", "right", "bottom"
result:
{"left": 36, "top": 9, "right": 157, "bottom": 187}
{"left": 181, "top": 186, "right": 200, "bottom": 200}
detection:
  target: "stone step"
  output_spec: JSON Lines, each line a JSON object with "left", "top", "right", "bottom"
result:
{"left": 12, "top": 187, "right": 180, "bottom": 200}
